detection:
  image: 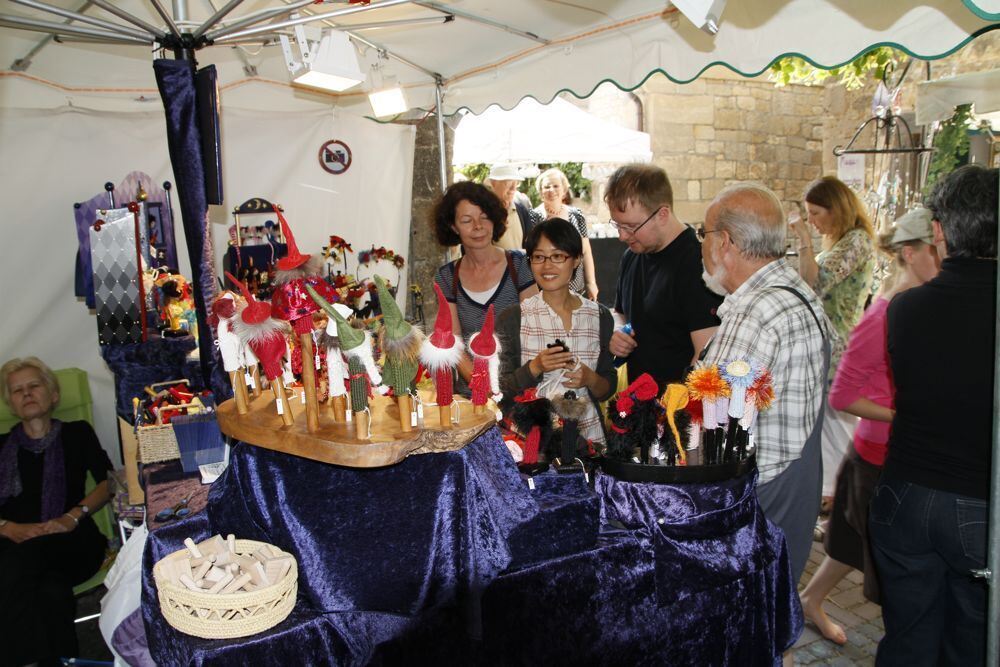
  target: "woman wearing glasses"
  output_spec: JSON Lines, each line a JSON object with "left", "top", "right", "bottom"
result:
{"left": 533, "top": 168, "right": 599, "bottom": 300}
{"left": 497, "top": 218, "right": 616, "bottom": 447}
{"left": 431, "top": 181, "right": 538, "bottom": 390}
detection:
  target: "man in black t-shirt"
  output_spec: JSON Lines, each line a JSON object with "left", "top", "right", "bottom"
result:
{"left": 606, "top": 165, "right": 722, "bottom": 391}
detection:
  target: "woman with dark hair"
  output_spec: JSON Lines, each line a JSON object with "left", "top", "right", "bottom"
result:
{"left": 497, "top": 218, "right": 616, "bottom": 447}
{"left": 790, "top": 175, "right": 876, "bottom": 514}
{"left": 0, "top": 356, "right": 112, "bottom": 666}
{"left": 431, "top": 181, "right": 538, "bottom": 387}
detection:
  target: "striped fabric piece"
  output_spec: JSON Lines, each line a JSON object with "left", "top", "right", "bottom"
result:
{"left": 519, "top": 292, "right": 604, "bottom": 444}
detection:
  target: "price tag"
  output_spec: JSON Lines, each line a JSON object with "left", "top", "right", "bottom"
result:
{"left": 416, "top": 403, "right": 424, "bottom": 419}
{"left": 315, "top": 355, "right": 321, "bottom": 370}
{"left": 300, "top": 391, "right": 306, "bottom": 405}
{"left": 527, "top": 477, "right": 535, "bottom": 490}
{"left": 495, "top": 410, "right": 503, "bottom": 422}
{"left": 276, "top": 398, "right": 284, "bottom": 415}
{"left": 345, "top": 409, "right": 352, "bottom": 422}
{"left": 245, "top": 372, "right": 254, "bottom": 389}
{"left": 410, "top": 411, "right": 418, "bottom": 427}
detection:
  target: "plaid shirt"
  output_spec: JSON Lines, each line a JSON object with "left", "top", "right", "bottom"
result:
{"left": 701, "top": 259, "right": 835, "bottom": 483}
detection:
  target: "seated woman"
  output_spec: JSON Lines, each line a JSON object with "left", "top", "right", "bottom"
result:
{"left": 497, "top": 218, "right": 616, "bottom": 448}
{"left": 432, "top": 181, "right": 538, "bottom": 390}
{"left": 0, "top": 357, "right": 112, "bottom": 666}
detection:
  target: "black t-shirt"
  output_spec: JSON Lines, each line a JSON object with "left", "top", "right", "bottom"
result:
{"left": 0, "top": 421, "right": 112, "bottom": 524}
{"left": 615, "top": 226, "right": 722, "bottom": 391}
{"left": 884, "top": 257, "right": 996, "bottom": 499}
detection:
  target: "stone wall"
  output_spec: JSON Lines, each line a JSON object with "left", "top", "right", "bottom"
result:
{"left": 635, "top": 70, "right": 826, "bottom": 224}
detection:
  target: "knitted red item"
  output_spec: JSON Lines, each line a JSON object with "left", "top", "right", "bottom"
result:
{"left": 434, "top": 366, "right": 453, "bottom": 407}
{"left": 249, "top": 330, "right": 286, "bottom": 381}
{"left": 522, "top": 426, "right": 541, "bottom": 465}
{"left": 470, "top": 356, "right": 489, "bottom": 406}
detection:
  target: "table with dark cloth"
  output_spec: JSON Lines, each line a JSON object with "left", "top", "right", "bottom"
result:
{"left": 101, "top": 335, "right": 200, "bottom": 422}
{"left": 137, "top": 428, "right": 801, "bottom": 666}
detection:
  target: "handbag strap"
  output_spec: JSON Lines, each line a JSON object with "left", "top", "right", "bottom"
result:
{"left": 452, "top": 251, "right": 518, "bottom": 301}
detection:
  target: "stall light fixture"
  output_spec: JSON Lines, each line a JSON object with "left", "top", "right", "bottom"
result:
{"left": 670, "top": 0, "right": 727, "bottom": 35}
{"left": 293, "top": 30, "right": 364, "bottom": 92}
{"left": 368, "top": 77, "right": 409, "bottom": 117}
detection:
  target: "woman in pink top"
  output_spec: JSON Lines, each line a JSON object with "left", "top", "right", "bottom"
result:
{"left": 799, "top": 208, "right": 941, "bottom": 645}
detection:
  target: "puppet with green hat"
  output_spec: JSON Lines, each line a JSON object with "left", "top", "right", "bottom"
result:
{"left": 306, "top": 284, "right": 385, "bottom": 437}
{"left": 374, "top": 275, "right": 425, "bottom": 432}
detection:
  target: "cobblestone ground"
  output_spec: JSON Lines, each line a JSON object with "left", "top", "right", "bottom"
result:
{"left": 791, "top": 538, "right": 885, "bottom": 666}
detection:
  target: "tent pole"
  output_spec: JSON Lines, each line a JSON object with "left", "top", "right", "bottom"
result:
{"left": 10, "top": 0, "right": 91, "bottom": 71}
{"left": 204, "top": 0, "right": 317, "bottom": 42}
{"left": 86, "top": 0, "right": 165, "bottom": 39}
{"left": 211, "top": 0, "right": 415, "bottom": 42}
{"left": 192, "top": 0, "right": 246, "bottom": 41}
{"left": 434, "top": 76, "right": 447, "bottom": 195}
{"left": 0, "top": 13, "right": 150, "bottom": 44}
{"left": 9, "top": 0, "right": 153, "bottom": 40}
{"left": 415, "top": 1, "right": 548, "bottom": 44}
{"left": 149, "top": 0, "right": 182, "bottom": 41}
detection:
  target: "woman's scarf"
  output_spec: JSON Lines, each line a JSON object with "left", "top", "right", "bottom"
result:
{"left": 0, "top": 420, "right": 66, "bottom": 521}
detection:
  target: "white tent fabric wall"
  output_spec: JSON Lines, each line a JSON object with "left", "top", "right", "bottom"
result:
{"left": 452, "top": 97, "right": 652, "bottom": 167}
{"left": 0, "top": 98, "right": 414, "bottom": 465}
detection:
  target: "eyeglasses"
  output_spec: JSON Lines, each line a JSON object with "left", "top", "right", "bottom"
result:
{"left": 696, "top": 227, "right": 723, "bottom": 241}
{"left": 529, "top": 251, "right": 571, "bottom": 265}
{"left": 609, "top": 206, "right": 664, "bottom": 236}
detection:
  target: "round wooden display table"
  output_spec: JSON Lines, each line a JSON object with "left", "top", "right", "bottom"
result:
{"left": 217, "top": 389, "right": 497, "bottom": 468}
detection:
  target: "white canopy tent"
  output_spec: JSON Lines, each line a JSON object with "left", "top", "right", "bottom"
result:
{"left": 452, "top": 96, "right": 652, "bottom": 167}
{"left": 916, "top": 67, "right": 1000, "bottom": 127}
{"left": 0, "top": 1, "right": 997, "bottom": 116}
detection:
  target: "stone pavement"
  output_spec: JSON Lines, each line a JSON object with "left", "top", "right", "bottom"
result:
{"left": 791, "top": 539, "right": 885, "bottom": 666}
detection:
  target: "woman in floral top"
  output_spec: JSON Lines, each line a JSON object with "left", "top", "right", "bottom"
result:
{"left": 791, "top": 175, "right": 875, "bottom": 509}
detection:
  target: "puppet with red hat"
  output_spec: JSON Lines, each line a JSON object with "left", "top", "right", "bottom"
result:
{"left": 209, "top": 290, "right": 251, "bottom": 414}
{"left": 227, "top": 271, "right": 295, "bottom": 426}
{"left": 269, "top": 209, "right": 338, "bottom": 432}
{"left": 467, "top": 303, "right": 502, "bottom": 413}
{"left": 418, "top": 283, "right": 464, "bottom": 428}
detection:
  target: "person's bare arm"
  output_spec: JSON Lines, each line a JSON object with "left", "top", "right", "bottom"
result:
{"left": 689, "top": 326, "right": 717, "bottom": 365}
{"left": 581, "top": 237, "right": 599, "bottom": 300}
{"left": 839, "top": 398, "right": 894, "bottom": 423}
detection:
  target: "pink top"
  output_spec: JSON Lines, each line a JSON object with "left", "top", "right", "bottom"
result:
{"left": 828, "top": 297, "right": 894, "bottom": 466}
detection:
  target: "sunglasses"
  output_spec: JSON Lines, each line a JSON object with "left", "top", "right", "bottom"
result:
{"left": 154, "top": 494, "right": 192, "bottom": 523}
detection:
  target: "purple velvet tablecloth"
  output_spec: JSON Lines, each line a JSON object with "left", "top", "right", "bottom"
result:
{"left": 136, "top": 429, "right": 801, "bottom": 665}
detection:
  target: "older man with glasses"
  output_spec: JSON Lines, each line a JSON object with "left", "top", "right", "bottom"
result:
{"left": 605, "top": 164, "right": 721, "bottom": 392}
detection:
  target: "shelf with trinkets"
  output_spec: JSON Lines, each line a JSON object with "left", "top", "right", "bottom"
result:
{"left": 223, "top": 197, "right": 287, "bottom": 301}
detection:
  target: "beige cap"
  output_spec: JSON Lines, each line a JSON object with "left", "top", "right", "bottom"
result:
{"left": 889, "top": 207, "right": 934, "bottom": 245}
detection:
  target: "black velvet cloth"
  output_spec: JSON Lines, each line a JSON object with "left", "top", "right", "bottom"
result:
{"left": 139, "top": 429, "right": 801, "bottom": 665}
{"left": 101, "top": 336, "right": 198, "bottom": 421}
{"left": 153, "top": 59, "right": 228, "bottom": 400}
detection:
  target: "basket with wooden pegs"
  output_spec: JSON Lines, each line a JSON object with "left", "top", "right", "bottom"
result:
{"left": 153, "top": 534, "right": 298, "bottom": 639}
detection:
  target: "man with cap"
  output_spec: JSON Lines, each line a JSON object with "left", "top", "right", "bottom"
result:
{"left": 486, "top": 164, "right": 541, "bottom": 250}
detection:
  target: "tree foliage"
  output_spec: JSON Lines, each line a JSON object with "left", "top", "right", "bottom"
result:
{"left": 769, "top": 47, "right": 904, "bottom": 90}
{"left": 924, "top": 104, "right": 973, "bottom": 195}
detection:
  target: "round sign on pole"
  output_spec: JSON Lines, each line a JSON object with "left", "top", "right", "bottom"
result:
{"left": 318, "top": 140, "right": 353, "bottom": 175}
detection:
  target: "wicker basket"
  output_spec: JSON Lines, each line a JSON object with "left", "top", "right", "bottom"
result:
{"left": 153, "top": 539, "right": 298, "bottom": 639}
{"left": 137, "top": 380, "right": 203, "bottom": 463}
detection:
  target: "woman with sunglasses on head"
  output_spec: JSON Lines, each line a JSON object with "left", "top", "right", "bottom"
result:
{"left": 789, "top": 176, "right": 877, "bottom": 523}
{"left": 431, "top": 181, "right": 539, "bottom": 392}
{"left": 497, "top": 219, "right": 617, "bottom": 448}
{"left": 0, "top": 356, "right": 112, "bottom": 666}
{"left": 534, "top": 168, "right": 599, "bottom": 300}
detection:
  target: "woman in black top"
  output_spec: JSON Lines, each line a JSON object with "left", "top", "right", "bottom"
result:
{"left": 431, "top": 181, "right": 538, "bottom": 390}
{"left": 0, "top": 356, "right": 112, "bottom": 666}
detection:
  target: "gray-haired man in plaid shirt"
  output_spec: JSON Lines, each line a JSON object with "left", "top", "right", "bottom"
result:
{"left": 699, "top": 183, "right": 835, "bottom": 583}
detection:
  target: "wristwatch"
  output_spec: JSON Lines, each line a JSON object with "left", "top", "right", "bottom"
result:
{"left": 75, "top": 503, "right": 90, "bottom": 516}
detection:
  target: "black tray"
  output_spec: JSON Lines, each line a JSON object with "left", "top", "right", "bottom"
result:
{"left": 599, "top": 455, "right": 756, "bottom": 484}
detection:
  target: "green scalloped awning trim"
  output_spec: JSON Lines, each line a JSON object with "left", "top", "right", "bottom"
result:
{"left": 963, "top": 1, "right": 1000, "bottom": 20}
{"left": 367, "top": 22, "right": 1000, "bottom": 123}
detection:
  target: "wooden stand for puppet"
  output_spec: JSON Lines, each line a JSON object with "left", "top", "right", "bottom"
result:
{"left": 397, "top": 394, "right": 413, "bottom": 432}
{"left": 439, "top": 401, "right": 453, "bottom": 428}
{"left": 249, "top": 366, "right": 262, "bottom": 398}
{"left": 230, "top": 371, "right": 250, "bottom": 415}
{"left": 330, "top": 395, "right": 347, "bottom": 423}
{"left": 217, "top": 388, "right": 497, "bottom": 468}
{"left": 299, "top": 334, "right": 320, "bottom": 432}
{"left": 271, "top": 377, "right": 294, "bottom": 427}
